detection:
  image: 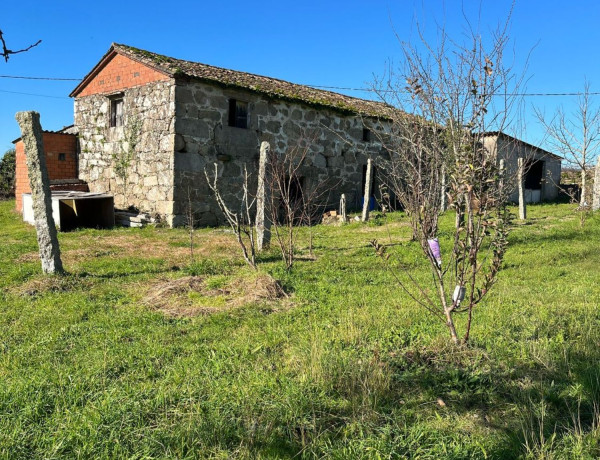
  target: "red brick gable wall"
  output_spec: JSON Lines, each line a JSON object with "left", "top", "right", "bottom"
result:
{"left": 76, "top": 53, "right": 170, "bottom": 97}
{"left": 15, "top": 133, "right": 78, "bottom": 212}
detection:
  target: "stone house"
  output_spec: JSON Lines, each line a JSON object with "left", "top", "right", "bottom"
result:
{"left": 483, "top": 132, "right": 562, "bottom": 203}
{"left": 70, "top": 43, "right": 395, "bottom": 226}
{"left": 15, "top": 44, "right": 561, "bottom": 227}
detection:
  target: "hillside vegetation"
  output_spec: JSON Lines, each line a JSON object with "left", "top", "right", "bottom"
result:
{"left": 1, "top": 200, "right": 599, "bottom": 459}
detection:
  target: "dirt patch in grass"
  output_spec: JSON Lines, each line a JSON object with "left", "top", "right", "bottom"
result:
{"left": 144, "top": 273, "right": 289, "bottom": 317}
{"left": 16, "top": 252, "right": 40, "bottom": 263}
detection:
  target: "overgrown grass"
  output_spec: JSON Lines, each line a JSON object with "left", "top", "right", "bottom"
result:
{"left": 1, "top": 200, "right": 599, "bottom": 459}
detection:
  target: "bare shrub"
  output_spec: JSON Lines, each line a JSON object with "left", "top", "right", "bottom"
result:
{"left": 372, "top": 11, "right": 523, "bottom": 344}
{"left": 205, "top": 163, "right": 257, "bottom": 270}
{"left": 267, "top": 140, "right": 337, "bottom": 270}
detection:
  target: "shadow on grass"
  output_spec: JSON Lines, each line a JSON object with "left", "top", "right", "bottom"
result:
{"left": 332, "top": 340, "right": 600, "bottom": 459}
{"left": 509, "top": 227, "right": 588, "bottom": 246}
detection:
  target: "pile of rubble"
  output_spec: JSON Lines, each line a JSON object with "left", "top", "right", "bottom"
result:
{"left": 114, "top": 210, "right": 158, "bottom": 228}
{"left": 321, "top": 210, "right": 349, "bottom": 225}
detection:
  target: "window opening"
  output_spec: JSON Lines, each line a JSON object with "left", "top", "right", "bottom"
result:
{"left": 228, "top": 99, "right": 248, "bottom": 129}
{"left": 110, "top": 97, "right": 124, "bottom": 127}
{"left": 362, "top": 128, "right": 371, "bottom": 142}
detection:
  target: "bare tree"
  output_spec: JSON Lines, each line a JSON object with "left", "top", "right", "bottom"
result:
{"left": 372, "top": 12, "right": 522, "bottom": 345}
{"left": 536, "top": 82, "right": 600, "bottom": 208}
{"left": 205, "top": 163, "right": 257, "bottom": 270}
{"left": 267, "top": 141, "right": 337, "bottom": 270}
{"left": 0, "top": 30, "right": 41, "bottom": 62}
{"left": 185, "top": 187, "right": 197, "bottom": 265}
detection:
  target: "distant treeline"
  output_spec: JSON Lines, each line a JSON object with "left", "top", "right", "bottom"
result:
{"left": 0, "top": 148, "right": 15, "bottom": 200}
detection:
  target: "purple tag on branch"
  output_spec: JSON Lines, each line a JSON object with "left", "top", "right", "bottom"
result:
{"left": 427, "top": 238, "right": 442, "bottom": 266}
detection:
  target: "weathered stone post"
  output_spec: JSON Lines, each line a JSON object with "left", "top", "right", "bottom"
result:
{"left": 361, "top": 158, "right": 372, "bottom": 222}
{"left": 16, "top": 111, "right": 64, "bottom": 274}
{"left": 592, "top": 157, "right": 600, "bottom": 211}
{"left": 256, "top": 141, "right": 271, "bottom": 250}
{"left": 518, "top": 157, "right": 527, "bottom": 220}
{"left": 339, "top": 193, "right": 347, "bottom": 223}
{"left": 498, "top": 159, "right": 506, "bottom": 199}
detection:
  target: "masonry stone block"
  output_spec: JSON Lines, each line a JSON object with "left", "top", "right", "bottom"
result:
{"left": 266, "top": 120, "right": 282, "bottom": 133}
{"left": 312, "top": 153, "right": 327, "bottom": 169}
{"left": 177, "top": 88, "right": 195, "bottom": 104}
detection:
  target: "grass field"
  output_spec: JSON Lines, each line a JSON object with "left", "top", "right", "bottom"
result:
{"left": 1, "top": 199, "right": 599, "bottom": 459}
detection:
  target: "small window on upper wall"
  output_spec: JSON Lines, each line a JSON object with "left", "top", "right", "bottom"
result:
{"left": 228, "top": 99, "right": 248, "bottom": 129}
{"left": 58, "top": 153, "right": 66, "bottom": 161}
{"left": 110, "top": 96, "right": 124, "bottom": 127}
{"left": 362, "top": 128, "right": 371, "bottom": 142}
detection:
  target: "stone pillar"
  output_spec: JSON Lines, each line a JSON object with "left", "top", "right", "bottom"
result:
{"left": 16, "top": 111, "right": 64, "bottom": 274}
{"left": 593, "top": 157, "right": 600, "bottom": 211}
{"left": 256, "top": 141, "right": 271, "bottom": 250}
{"left": 361, "top": 158, "right": 372, "bottom": 222}
{"left": 339, "top": 193, "right": 347, "bottom": 223}
{"left": 518, "top": 157, "right": 527, "bottom": 220}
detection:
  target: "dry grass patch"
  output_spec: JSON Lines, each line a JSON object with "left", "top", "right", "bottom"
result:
{"left": 13, "top": 275, "right": 93, "bottom": 297}
{"left": 16, "top": 231, "right": 243, "bottom": 266}
{"left": 144, "top": 272, "right": 289, "bottom": 317}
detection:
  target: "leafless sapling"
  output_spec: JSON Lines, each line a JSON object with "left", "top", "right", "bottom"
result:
{"left": 267, "top": 141, "right": 337, "bottom": 270}
{"left": 372, "top": 11, "right": 523, "bottom": 345}
{"left": 185, "top": 187, "right": 197, "bottom": 265}
{"left": 205, "top": 163, "right": 257, "bottom": 270}
{"left": 536, "top": 82, "right": 600, "bottom": 209}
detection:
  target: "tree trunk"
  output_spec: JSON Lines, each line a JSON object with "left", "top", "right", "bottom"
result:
{"left": 440, "top": 166, "right": 447, "bottom": 212}
{"left": 580, "top": 167, "right": 588, "bottom": 208}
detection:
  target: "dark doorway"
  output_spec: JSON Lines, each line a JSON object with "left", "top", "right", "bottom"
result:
{"left": 525, "top": 159, "right": 544, "bottom": 190}
{"left": 277, "top": 175, "right": 305, "bottom": 225}
{"left": 287, "top": 175, "right": 304, "bottom": 205}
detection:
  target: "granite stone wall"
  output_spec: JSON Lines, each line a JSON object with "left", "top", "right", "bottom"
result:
{"left": 171, "top": 80, "right": 390, "bottom": 226}
{"left": 75, "top": 80, "right": 177, "bottom": 224}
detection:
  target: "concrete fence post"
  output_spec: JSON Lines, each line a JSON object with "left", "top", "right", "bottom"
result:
{"left": 339, "top": 193, "right": 347, "bottom": 223}
{"left": 518, "top": 157, "right": 527, "bottom": 220}
{"left": 361, "top": 158, "right": 372, "bottom": 222}
{"left": 592, "top": 157, "right": 600, "bottom": 211}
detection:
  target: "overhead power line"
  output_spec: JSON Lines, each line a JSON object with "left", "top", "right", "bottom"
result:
{"left": 0, "top": 75, "right": 81, "bottom": 81}
{"left": 0, "top": 89, "right": 69, "bottom": 99}
{"left": 304, "top": 84, "right": 600, "bottom": 97}
{"left": 2, "top": 73, "right": 600, "bottom": 98}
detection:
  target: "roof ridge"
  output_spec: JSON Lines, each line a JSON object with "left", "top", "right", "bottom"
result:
{"left": 111, "top": 43, "right": 394, "bottom": 118}
{"left": 114, "top": 43, "right": 388, "bottom": 107}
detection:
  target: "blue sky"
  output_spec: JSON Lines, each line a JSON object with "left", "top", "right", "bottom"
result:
{"left": 2, "top": 0, "right": 599, "bottom": 156}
